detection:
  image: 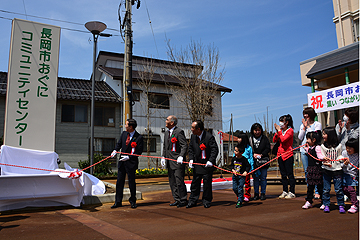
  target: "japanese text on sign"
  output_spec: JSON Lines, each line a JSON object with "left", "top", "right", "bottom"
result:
{"left": 307, "top": 82, "right": 360, "bottom": 113}
{"left": 5, "top": 18, "right": 60, "bottom": 151}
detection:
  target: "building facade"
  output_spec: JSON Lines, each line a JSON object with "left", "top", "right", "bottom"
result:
{"left": 96, "top": 51, "right": 231, "bottom": 168}
{"left": 300, "top": 0, "right": 359, "bottom": 127}
{"left": 0, "top": 52, "right": 231, "bottom": 170}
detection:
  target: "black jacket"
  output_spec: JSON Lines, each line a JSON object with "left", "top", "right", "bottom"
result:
{"left": 114, "top": 130, "right": 144, "bottom": 171}
{"left": 231, "top": 156, "right": 251, "bottom": 175}
{"left": 189, "top": 131, "right": 219, "bottom": 174}
{"left": 250, "top": 135, "right": 271, "bottom": 169}
{"left": 162, "top": 126, "right": 188, "bottom": 170}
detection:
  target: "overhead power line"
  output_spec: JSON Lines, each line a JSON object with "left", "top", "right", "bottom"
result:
{"left": 21, "top": 0, "right": 28, "bottom": 20}
{"left": 0, "top": 9, "right": 120, "bottom": 35}
{"left": 143, "top": 0, "right": 159, "bottom": 57}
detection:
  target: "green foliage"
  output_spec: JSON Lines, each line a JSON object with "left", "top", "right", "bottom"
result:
{"left": 78, "top": 153, "right": 113, "bottom": 177}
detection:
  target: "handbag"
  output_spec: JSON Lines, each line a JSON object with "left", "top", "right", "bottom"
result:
{"left": 255, "top": 157, "right": 269, "bottom": 168}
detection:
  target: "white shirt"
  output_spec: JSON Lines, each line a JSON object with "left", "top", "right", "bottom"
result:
{"left": 198, "top": 131, "right": 204, "bottom": 141}
{"left": 128, "top": 130, "right": 135, "bottom": 140}
{"left": 168, "top": 126, "right": 176, "bottom": 137}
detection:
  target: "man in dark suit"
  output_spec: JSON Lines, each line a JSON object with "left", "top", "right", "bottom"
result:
{"left": 161, "top": 115, "right": 188, "bottom": 208}
{"left": 110, "top": 119, "right": 143, "bottom": 209}
{"left": 187, "top": 120, "right": 219, "bottom": 208}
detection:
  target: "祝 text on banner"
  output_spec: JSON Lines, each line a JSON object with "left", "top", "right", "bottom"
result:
{"left": 307, "top": 82, "right": 360, "bottom": 113}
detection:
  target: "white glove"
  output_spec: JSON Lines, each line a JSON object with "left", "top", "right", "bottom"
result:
{"left": 177, "top": 156, "right": 183, "bottom": 164}
{"left": 205, "top": 161, "right": 213, "bottom": 167}
{"left": 161, "top": 157, "right": 166, "bottom": 167}
{"left": 189, "top": 160, "right": 194, "bottom": 168}
{"left": 120, "top": 155, "right": 130, "bottom": 161}
{"left": 111, "top": 150, "right": 117, "bottom": 158}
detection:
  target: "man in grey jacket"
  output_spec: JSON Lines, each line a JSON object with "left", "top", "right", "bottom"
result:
{"left": 162, "top": 115, "right": 188, "bottom": 207}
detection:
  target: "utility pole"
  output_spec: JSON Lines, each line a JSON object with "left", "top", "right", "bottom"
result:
{"left": 226, "top": 114, "right": 233, "bottom": 164}
{"left": 266, "top": 106, "right": 269, "bottom": 136}
{"left": 122, "top": 0, "right": 134, "bottom": 128}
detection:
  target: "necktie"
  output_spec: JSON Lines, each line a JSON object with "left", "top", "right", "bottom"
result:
{"left": 126, "top": 133, "right": 130, "bottom": 146}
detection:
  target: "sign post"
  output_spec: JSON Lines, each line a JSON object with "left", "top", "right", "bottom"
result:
{"left": 4, "top": 18, "right": 60, "bottom": 151}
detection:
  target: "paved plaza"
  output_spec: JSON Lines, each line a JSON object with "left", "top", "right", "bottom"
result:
{"left": 0, "top": 173, "right": 358, "bottom": 240}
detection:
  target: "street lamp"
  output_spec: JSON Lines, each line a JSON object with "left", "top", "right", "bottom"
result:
{"left": 85, "top": 21, "right": 108, "bottom": 175}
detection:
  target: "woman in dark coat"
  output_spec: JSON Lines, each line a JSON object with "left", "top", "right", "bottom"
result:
{"left": 249, "top": 123, "right": 271, "bottom": 200}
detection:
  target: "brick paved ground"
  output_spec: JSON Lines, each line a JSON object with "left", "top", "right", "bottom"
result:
{"left": 0, "top": 172, "right": 358, "bottom": 240}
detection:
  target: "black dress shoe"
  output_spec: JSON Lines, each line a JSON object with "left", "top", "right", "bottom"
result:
{"left": 253, "top": 194, "right": 260, "bottom": 200}
{"left": 186, "top": 202, "right": 196, "bottom": 208}
{"left": 130, "top": 202, "right": 137, "bottom": 208}
{"left": 260, "top": 193, "right": 266, "bottom": 200}
{"left": 111, "top": 203, "right": 122, "bottom": 209}
{"left": 203, "top": 203, "right": 211, "bottom": 208}
{"left": 177, "top": 202, "right": 187, "bottom": 208}
{"left": 170, "top": 201, "right": 180, "bottom": 206}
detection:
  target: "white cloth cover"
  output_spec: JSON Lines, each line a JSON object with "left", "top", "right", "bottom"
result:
{"left": 62, "top": 162, "right": 105, "bottom": 196}
{"left": 0, "top": 145, "right": 105, "bottom": 211}
{"left": 0, "top": 145, "right": 58, "bottom": 175}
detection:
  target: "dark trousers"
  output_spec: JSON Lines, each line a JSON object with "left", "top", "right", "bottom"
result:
{"left": 306, "top": 184, "right": 323, "bottom": 204}
{"left": 189, "top": 172, "right": 213, "bottom": 205}
{"left": 168, "top": 167, "right": 187, "bottom": 203}
{"left": 115, "top": 164, "right": 136, "bottom": 204}
{"left": 232, "top": 175, "right": 246, "bottom": 202}
{"left": 278, "top": 156, "right": 295, "bottom": 194}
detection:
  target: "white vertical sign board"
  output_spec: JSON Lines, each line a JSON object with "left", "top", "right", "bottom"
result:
{"left": 307, "top": 82, "right": 360, "bottom": 113}
{"left": 4, "top": 18, "right": 60, "bottom": 151}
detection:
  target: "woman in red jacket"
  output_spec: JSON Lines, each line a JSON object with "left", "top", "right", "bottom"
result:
{"left": 273, "top": 114, "right": 295, "bottom": 199}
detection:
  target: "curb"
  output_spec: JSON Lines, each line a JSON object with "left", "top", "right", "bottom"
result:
{"left": 82, "top": 181, "right": 142, "bottom": 206}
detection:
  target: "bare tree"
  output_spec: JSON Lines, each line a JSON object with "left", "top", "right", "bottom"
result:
{"left": 254, "top": 113, "right": 277, "bottom": 140}
{"left": 136, "top": 58, "right": 159, "bottom": 168}
{"left": 165, "top": 39, "right": 225, "bottom": 124}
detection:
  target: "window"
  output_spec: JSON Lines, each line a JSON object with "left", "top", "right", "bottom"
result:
{"left": 148, "top": 93, "right": 170, "bottom": 109}
{"left": 94, "top": 138, "right": 115, "bottom": 156}
{"left": 95, "top": 107, "right": 115, "bottom": 127}
{"left": 143, "top": 137, "right": 156, "bottom": 152}
{"left": 353, "top": 18, "right": 359, "bottom": 42}
{"left": 133, "top": 90, "right": 141, "bottom": 102}
{"left": 61, "top": 104, "right": 88, "bottom": 122}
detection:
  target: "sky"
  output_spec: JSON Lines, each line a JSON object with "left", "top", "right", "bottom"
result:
{"left": 0, "top": 0, "right": 338, "bottom": 133}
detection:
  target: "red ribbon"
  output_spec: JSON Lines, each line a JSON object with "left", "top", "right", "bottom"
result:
{"left": 131, "top": 142, "right": 137, "bottom": 154}
{"left": 200, "top": 143, "right": 206, "bottom": 159}
{"left": 171, "top": 137, "right": 177, "bottom": 151}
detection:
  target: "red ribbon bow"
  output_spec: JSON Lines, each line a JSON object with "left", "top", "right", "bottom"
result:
{"left": 131, "top": 142, "right": 137, "bottom": 148}
{"left": 68, "top": 171, "right": 82, "bottom": 179}
{"left": 200, "top": 143, "right": 206, "bottom": 150}
{"left": 171, "top": 137, "right": 177, "bottom": 143}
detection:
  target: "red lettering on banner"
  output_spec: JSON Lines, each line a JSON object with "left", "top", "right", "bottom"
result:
{"left": 310, "top": 95, "right": 323, "bottom": 109}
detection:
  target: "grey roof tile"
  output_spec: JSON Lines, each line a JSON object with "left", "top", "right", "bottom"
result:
{"left": 306, "top": 42, "right": 359, "bottom": 78}
{"left": 0, "top": 72, "right": 121, "bottom": 103}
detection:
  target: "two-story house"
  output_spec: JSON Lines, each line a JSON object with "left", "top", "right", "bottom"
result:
{"left": 0, "top": 51, "right": 232, "bottom": 170}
